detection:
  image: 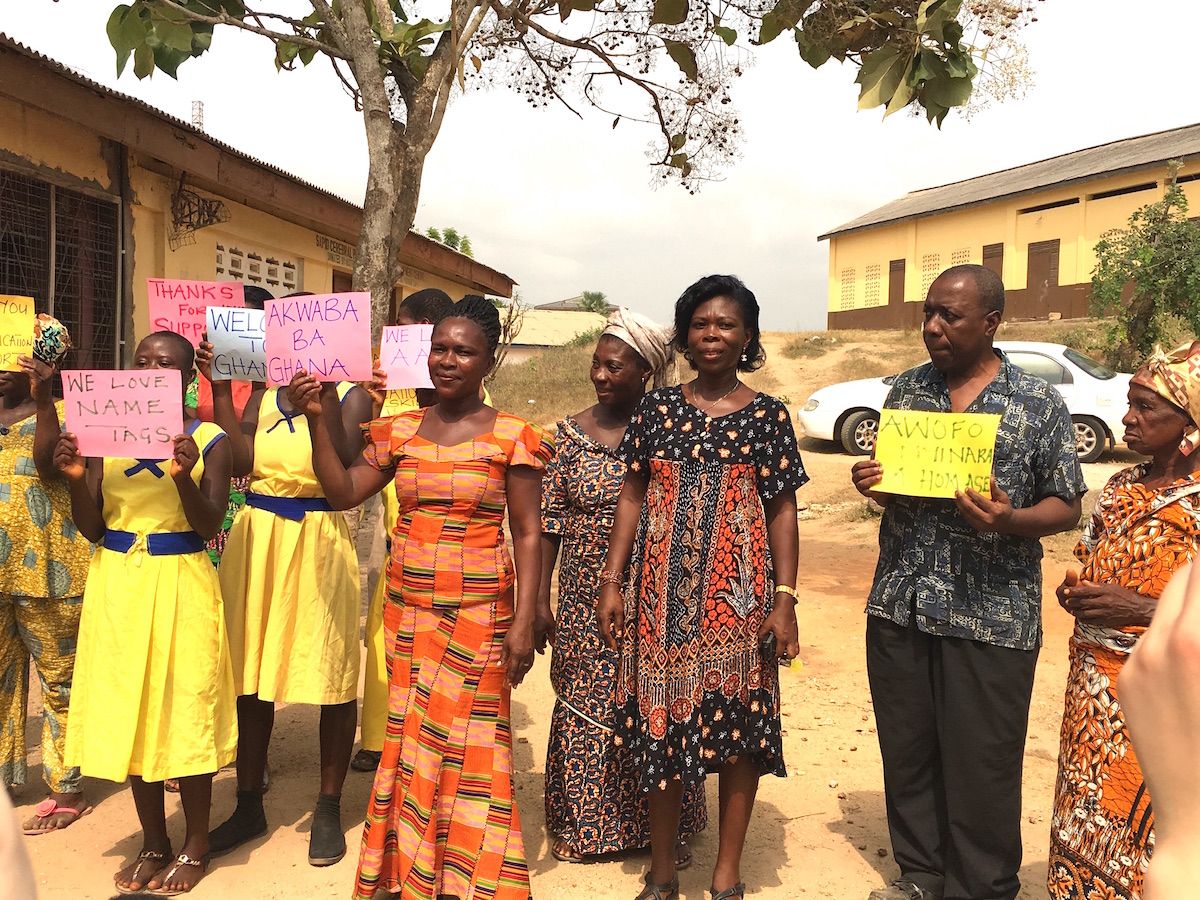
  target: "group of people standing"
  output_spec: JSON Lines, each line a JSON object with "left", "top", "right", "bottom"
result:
{"left": 4, "top": 263, "right": 1196, "bottom": 900}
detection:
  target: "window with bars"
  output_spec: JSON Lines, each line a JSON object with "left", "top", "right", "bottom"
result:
{"left": 840, "top": 268, "right": 856, "bottom": 310}
{"left": 921, "top": 253, "right": 941, "bottom": 296}
{"left": 0, "top": 168, "right": 120, "bottom": 369}
{"left": 864, "top": 264, "right": 882, "bottom": 307}
{"left": 216, "top": 241, "right": 300, "bottom": 292}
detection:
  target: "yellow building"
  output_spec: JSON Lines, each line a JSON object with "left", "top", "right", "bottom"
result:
{"left": 0, "top": 34, "right": 514, "bottom": 369}
{"left": 819, "top": 123, "right": 1200, "bottom": 329}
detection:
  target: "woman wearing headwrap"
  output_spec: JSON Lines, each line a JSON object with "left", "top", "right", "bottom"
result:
{"left": 0, "top": 315, "right": 93, "bottom": 834}
{"left": 1048, "top": 341, "right": 1200, "bottom": 900}
{"left": 540, "top": 307, "right": 705, "bottom": 864}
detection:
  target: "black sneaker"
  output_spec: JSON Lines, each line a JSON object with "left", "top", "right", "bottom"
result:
{"left": 868, "top": 882, "right": 931, "bottom": 900}
{"left": 308, "top": 792, "right": 346, "bottom": 866}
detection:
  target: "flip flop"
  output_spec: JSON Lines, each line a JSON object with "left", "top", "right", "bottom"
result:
{"left": 550, "top": 838, "right": 587, "bottom": 863}
{"left": 147, "top": 853, "right": 210, "bottom": 896}
{"left": 675, "top": 839, "right": 694, "bottom": 870}
{"left": 23, "top": 798, "right": 93, "bottom": 835}
{"left": 114, "top": 849, "right": 171, "bottom": 894}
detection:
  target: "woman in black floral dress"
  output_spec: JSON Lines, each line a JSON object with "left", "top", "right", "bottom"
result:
{"left": 540, "top": 309, "right": 705, "bottom": 865}
{"left": 598, "top": 275, "right": 804, "bottom": 900}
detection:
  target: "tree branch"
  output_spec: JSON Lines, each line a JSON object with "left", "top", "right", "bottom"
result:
{"left": 147, "top": 0, "right": 347, "bottom": 58}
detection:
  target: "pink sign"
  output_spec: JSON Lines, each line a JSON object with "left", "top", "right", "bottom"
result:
{"left": 61, "top": 369, "right": 184, "bottom": 459}
{"left": 379, "top": 324, "right": 434, "bottom": 389}
{"left": 148, "top": 279, "right": 245, "bottom": 347}
{"left": 264, "top": 292, "right": 372, "bottom": 385}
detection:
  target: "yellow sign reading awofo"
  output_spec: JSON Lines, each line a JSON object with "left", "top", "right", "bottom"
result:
{"left": 873, "top": 409, "right": 1001, "bottom": 499}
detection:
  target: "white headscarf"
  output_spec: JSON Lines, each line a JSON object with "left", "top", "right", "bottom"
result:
{"left": 601, "top": 307, "right": 677, "bottom": 388}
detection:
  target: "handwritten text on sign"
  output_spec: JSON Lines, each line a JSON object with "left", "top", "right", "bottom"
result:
{"left": 0, "top": 295, "right": 35, "bottom": 372}
{"left": 62, "top": 369, "right": 184, "bottom": 459}
{"left": 264, "top": 292, "right": 372, "bottom": 385}
{"left": 207, "top": 306, "right": 267, "bottom": 381}
{"left": 379, "top": 324, "right": 434, "bottom": 389}
{"left": 873, "top": 410, "right": 1002, "bottom": 499}
{"left": 148, "top": 279, "right": 244, "bottom": 347}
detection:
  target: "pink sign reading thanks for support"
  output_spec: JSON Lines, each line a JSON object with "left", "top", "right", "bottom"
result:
{"left": 379, "top": 324, "right": 434, "bottom": 389}
{"left": 147, "top": 279, "right": 245, "bottom": 347}
{"left": 62, "top": 368, "right": 184, "bottom": 459}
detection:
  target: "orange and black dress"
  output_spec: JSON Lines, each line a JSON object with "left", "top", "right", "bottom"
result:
{"left": 1048, "top": 464, "right": 1200, "bottom": 900}
{"left": 614, "top": 386, "right": 806, "bottom": 791}
{"left": 353, "top": 409, "right": 554, "bottom": 900}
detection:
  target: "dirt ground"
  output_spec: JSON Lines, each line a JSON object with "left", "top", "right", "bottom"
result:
{"left": 12, "top": 332, "right": 1134, "bottom": 900}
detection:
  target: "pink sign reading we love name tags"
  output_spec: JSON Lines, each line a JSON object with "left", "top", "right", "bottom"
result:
{"left": 61, "top": 369, "right": 184, "bottom": 459}
{"left": 148, "top": 279, "right": 245, "bottom": 347}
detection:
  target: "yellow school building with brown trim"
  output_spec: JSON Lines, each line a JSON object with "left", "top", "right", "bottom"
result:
{"left": 0, "top": 34, "right": 514, "bottom": 370}
{"left": 819, "top": 123, "right": 1200, "bottom": 329}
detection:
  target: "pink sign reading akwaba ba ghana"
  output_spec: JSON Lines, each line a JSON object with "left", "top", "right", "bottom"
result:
{"left": 264, "top": 292, "right": 372, "bottom": 385}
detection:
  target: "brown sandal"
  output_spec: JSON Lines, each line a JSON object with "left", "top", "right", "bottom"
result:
{"left": 147, "top": 852, "right": 210, "bottom": 896}
{"left": 114, "top": 849, "right": 171, "bottom": 894}
{"left": 635, "top": 871, "right": 679, "bottom": 900}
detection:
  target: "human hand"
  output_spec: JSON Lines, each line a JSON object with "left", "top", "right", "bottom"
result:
{"left": 1059, "top": 571, "right": 1155, "bottom": 627}
{"left": 760, "top": 597, "right": 799, "bottom": 662}
{"left": 597, "top": 582, "right": 625, "bottom": 651}
{"left": 53, "top": 433, "right": 86, "bottom": 482}
{"left": 17, "top": 355, "right": 55, "bottom": 406}
{"left": 287, "top": 371, "right": 323, "bottom": 417}
{"left": 955, "top": 477, "right": 1014, "bottom": 532}
{"left": 850, "top": 458, "right": 887, "bottom": 505}
{"left": 501, "top": 621, "right": 535, "bottom": 687}
{"left": 1123, "top": 562, "right": 1200, "bottom": 897}
{"left": 170, "top": 434, "right": 200, "bottom": 480}
{"left": 195, "top": 332, "right": 214, "bottom": 382}
{"left": 532, "top": 601, "right": 555, "bottom": 654}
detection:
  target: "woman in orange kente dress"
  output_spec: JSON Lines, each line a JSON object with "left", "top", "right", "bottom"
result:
{"left": 291, "top": 295, "right": 553, "bottom": 900}
{"left": 1049, "top": 341, "right": 1200, "bottom": 900}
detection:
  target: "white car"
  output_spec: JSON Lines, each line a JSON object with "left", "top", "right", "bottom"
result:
{"left": 797, "top": 341, "right": 1132, "bottom": 463}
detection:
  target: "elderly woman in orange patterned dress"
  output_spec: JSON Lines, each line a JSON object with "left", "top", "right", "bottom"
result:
{"left": 1049, "top": 341, "right": 1200, "bottom": 900}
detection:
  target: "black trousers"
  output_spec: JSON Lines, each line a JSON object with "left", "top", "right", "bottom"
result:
{"left": 865, "top": 615, "right": 1038, "bottom": 900}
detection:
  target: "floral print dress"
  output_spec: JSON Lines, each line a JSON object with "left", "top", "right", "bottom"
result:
{"left": 614, "top": 387, "right": 807, "bottom": 790}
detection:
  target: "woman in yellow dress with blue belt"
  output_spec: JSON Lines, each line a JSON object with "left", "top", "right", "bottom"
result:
{"left": 58, "top": 332, "right": 236, "bottom": 895}
{"left": 201, "top": 336, "right": 373, "bottom": 867}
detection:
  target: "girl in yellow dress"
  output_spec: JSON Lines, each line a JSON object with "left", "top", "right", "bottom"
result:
{"left": 58, "top": 332, "right": 236, "bottom": 895}
{"left": 201, "top": 336, "right": 373, "bottom": 867}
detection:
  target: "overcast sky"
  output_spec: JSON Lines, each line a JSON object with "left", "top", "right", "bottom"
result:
{"left": 4, "top": 2, "right": 1198, "bottom": 329}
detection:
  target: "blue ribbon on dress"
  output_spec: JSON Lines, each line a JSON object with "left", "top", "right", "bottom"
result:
{"left": 245, "top": 492, "right": 333, "bottom": 522}
{"left": 104, "top": 529, "right": 205, "bottom": 555}
{"left": 124, "top": 460, "right": 166, "bottom": 478}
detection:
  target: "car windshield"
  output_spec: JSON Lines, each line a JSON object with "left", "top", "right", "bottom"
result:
{"left": 1063, "top": 348, "right": 1118, "bottom": 380}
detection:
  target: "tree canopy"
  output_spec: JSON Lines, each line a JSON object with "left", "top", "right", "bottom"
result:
{"left": 105, "top": 0, "right": 1039, "bottom": 329}
{"left": 1091, "top": 163, "right": 1200, "bottom": 370}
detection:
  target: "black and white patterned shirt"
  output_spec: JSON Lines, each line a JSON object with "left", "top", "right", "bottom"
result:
{"left": 866, "top": 351, "right": 1088, "bottom": 650}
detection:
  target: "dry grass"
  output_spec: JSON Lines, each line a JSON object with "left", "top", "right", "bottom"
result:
{"left": 488, "top": 343, "right": 597, "bottom": 427}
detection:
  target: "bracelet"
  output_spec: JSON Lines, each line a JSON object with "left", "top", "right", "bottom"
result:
{"left": 774, "top": 584, "right": 799, "bottom": 600}
{"left": 598, "top": 570, "right": 625, "bottom": 586}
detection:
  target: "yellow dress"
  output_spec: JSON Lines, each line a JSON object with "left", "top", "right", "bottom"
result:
{"left": 63, "top": 420, "right": 237, "bottom": 782}
{"left": 220, "top": 385, "right": 361, "bottom": 705}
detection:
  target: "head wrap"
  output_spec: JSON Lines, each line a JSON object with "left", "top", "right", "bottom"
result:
{"left": 601, "top": 307, "right": 677, "bottom": 388}
{"left": 1132, "top": 340, "right": 1200, "bottom": 455}
{"left": 32, "top": 314, "right": 71, "bottom": 367}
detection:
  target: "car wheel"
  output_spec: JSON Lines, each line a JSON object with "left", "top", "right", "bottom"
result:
{"left": 1073, "top": 416, "right": 1106, "bottom": 463}
{"left": 840, "top": 410, "right": 879, "bottom": 456}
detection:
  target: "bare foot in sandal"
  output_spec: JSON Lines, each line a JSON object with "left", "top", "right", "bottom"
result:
{"left": 551, "top": 837, "right": 586, "bottom": 862}
{"left": 146, "top": 849, "right": 210, "bottom": 895}
{"left": 23, "top": 791, "right": 91, "bottom": 835}
{"left": 114, "top": 845, "right": 172, "bottom": 894}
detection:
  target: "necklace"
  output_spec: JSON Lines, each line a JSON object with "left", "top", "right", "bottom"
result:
{"left": 690, "top": 379, "right": 741, "bottom": 423}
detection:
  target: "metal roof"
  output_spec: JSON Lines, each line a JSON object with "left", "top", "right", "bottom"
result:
{"left": 819, "top": 121, "right": 1200, "bottom": 241}
{"left": 513, "top": 309, "right": 606, "bottom": 346}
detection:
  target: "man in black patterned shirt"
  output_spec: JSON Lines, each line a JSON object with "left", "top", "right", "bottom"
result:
{"left": 852, "top": 265, "right": 1087, "bottom": 900}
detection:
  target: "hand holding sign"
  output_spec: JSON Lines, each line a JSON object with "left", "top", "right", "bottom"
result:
{"left": 873, "top": 410, "right": 1002, "bottom": 499}
{"left": 265, "top": 292, "right": 372, "bottom": 385}
{"left": 148, "top": 279, "right": 244, "bottom": 347}
{"left": 0, "top": 295, "right": 36, "bottom": 372}
{"left": 379, "top": 324, "right": 434, "bottom": 389}
{"left": 62, "top": 369, "right": 184, "bottom": 459}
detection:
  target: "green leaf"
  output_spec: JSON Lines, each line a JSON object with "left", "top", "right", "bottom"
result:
{"left": 670, "top": 132, "right": 686, "bottom": 151}
{"left": 152, "top": 45, "right": 189, "bottom": 78}
{"left": 713, "top": 24, "right": 737, "bottom": 46}
{"left": 855, "top": 44, "right": 907, "bottom": 111}
{"left": 910, "top": 49, "right": 944, "bottom": 83}
{"left": 133, "top": 43, "right": 155, "bottom": 79}
{"left": 651, "top": 0, "right": 689, "bottom": 27}
{"left": 663, "top": 39, "right": 698, "bottom": 81}
{"left": 669, "top": 152, "right": 692, "bottom": 178}
{"left": 572, "top": 0, "right": 598, "bottom": 10}
{"left": 298, "top": 44, "right": 318, "bottom": 66}
{"left": 107, "top": 5, "right": 147, "bottom": 76}
{"left": 794, "top": 28, "right": 831, "bottom": 68}
{"left": 757, "top": 0, "right": 805, "bottom": 45}
{"left": 922, "top": 71, "right": 973, "bottom": 110}
{"left": 154, "top": 19, "right": 197, "bottom": 53}
{"left": 884, "top": 58, "right": 917, "bottom": 116}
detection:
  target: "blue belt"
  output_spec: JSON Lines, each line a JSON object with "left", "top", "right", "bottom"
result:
{"left": 104, "top": 529, "right": 205, "bottom": 555}
{"left": 245, "top": 492, "right": 333, "bottom": 522}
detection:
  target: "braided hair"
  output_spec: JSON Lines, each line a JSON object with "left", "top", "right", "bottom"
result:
{"left": 443, "top": 294, "right": 502, "bottom": 354}
{"left": 399, "top": 288, "right": 454, "bottom": 324}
